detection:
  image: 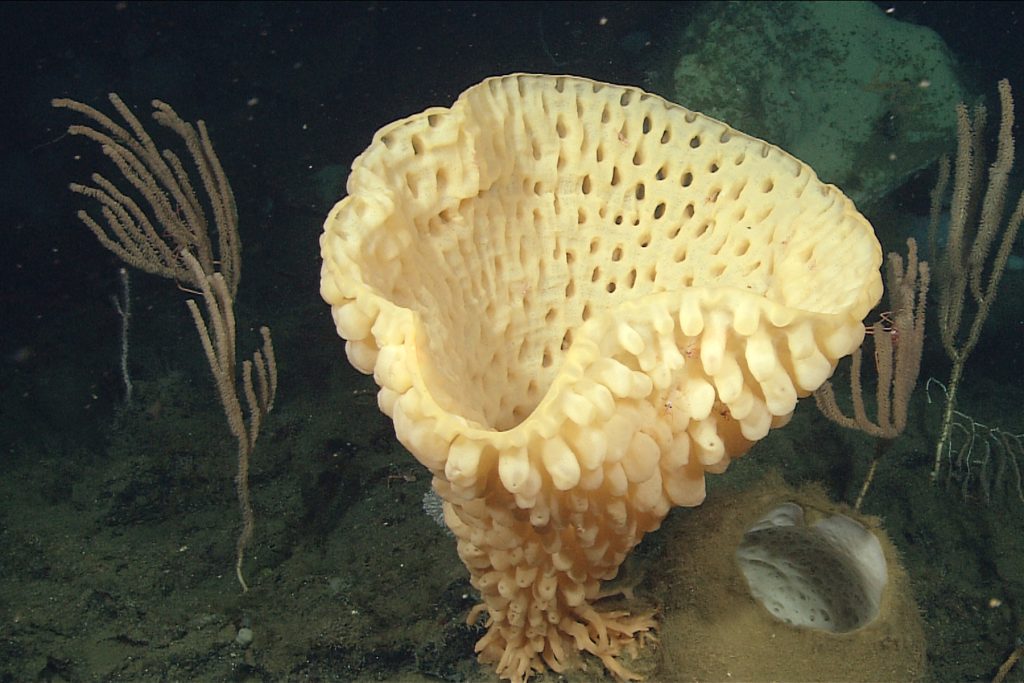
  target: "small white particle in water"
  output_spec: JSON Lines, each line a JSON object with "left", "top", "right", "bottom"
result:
{"left": 235, "top": 627, "right": 254, "bottom": 647}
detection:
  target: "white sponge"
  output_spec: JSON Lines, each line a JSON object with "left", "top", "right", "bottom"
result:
{"left": 735, "top": 503, "right": 887, "bottom": 633}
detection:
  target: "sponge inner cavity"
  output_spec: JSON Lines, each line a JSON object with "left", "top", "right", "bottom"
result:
{"left": 736, "top": 502, "right": 887, "bottom": 633}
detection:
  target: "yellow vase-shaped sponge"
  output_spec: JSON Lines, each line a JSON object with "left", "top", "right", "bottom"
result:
{"left": 320, "top": 74, "right": 882, "bottom": 682}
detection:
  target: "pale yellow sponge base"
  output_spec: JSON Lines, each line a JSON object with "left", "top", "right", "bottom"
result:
{"left": 321, "top": 74, "right": 882, "bottom": 682}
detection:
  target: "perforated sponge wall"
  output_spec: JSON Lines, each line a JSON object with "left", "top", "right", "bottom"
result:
{"left": 737, "top": 503, "right": 887, "bottom": 634}
{"left": 320, "top": 74, "right": 883, "bottom": 682}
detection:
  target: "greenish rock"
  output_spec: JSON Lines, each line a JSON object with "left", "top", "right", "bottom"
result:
{"left": 655, "top": 1, "right": 968, "bottom": 208}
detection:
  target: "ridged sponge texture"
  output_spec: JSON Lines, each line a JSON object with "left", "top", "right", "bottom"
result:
{"left": 736, "top": 503, "right": 888, "bottom": 633}
{"left": 320, "top": 74, "right": 883, "bottom": 682}
{"left": 322, "top": 73, "right": 882, "bottom": 501}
